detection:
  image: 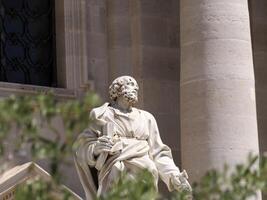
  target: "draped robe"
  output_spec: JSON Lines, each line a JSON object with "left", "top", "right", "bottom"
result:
{"left": 74, "top": 103, "right": 181, "bottom": 199}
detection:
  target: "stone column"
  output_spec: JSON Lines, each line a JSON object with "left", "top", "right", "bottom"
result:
{"left": 180, "top": 0, "right": 260, "bottom": 182}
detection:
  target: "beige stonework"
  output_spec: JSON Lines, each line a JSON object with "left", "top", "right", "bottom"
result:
{"left": 0, "top": 162, "right": 82, "bottom": 200}
{"left": 1, "top": 0, "right": 267, "bottom": 198}
{"left": 180, "top": 0, "right": 260, "bottom": 183}
{"left": 103, "top": 0, "right": 181, "bottom": 168}
{"left": 55, "top": 0, "right": 91, "bottom": 91}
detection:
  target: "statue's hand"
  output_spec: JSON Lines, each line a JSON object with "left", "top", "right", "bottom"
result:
{"left": 93, "top": 136, "right": 114, "bottom": 156}
{"left": 171, "top": 170, "right": 192, "bottom": 193}
{"left": 172, "top": 177, "right": 191, "bottom": 191}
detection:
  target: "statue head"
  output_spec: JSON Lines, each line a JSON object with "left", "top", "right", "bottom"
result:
{"left": 109, "top": 76, "right": 139, "bottom": 104}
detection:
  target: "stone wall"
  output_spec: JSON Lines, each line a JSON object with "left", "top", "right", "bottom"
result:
{"left": 3, "top": 0, "right": 267, "bottom": 198}
{"left": 86, "top": 0, "right": 181, "bottom": 194}
{"left": 250, "top": 0, "right": 267, "bottom": 155}
{"left": 88, "top": 0, "right": 181, "bottom": 166}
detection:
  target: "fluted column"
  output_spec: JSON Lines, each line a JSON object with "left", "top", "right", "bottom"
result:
{"left": 180, "top": 0, "right": 260, "bottom": 183}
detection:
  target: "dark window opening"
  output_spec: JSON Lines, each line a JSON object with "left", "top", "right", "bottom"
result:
{"left": 0, "top": 0, "right": 56, "bottom": 87}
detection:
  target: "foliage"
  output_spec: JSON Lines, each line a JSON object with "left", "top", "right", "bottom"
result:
{"left": 102, "top": 155, "right": 267, "bottom": 200}
{"left": 190, "top": 154, "right": 267, "bottom": 200}
{"left": 172, "top": 154, "right": 266, "bottom": 200}
{"left": 0, "top": 93, "right": 267, "bottom": 199}
{"left": 15, "top": 177, "right": 72, "bottom": 200}
{"left": 98, "top": 170, "right": 158, "bottom": 200}
{"left": 0, "top": 91, "right": 101, "bottom": 199}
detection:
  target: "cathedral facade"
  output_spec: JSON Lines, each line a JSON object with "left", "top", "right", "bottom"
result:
{"left": 1, "top": 0, "right": 266, "bottom": 197}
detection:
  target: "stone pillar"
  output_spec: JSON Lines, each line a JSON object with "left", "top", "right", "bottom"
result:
{"left": 55, "top": 0, "right": 90, "bottom": 91}
{"left": 180, "top": 0, "right": 260, "bottom": 182}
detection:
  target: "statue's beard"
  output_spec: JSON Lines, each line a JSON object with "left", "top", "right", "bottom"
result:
{"left": 122, "top": 91, "right": 138, "bottom": 104}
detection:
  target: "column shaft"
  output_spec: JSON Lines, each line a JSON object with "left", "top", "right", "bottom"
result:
{"left": 180, "top": 0, "right": 260, "bottom": 182}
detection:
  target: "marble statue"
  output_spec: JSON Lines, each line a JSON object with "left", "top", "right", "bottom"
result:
{"left": 74, "top": 76, "right": 191, "bottom": 199}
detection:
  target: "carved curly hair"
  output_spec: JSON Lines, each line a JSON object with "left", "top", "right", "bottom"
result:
{"left": 109, "top": 76, "right": 139, "bottom": 101}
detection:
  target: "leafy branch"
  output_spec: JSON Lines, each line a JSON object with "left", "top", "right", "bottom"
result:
{"left": 0, "top": 92, "right": 101, "bottom": 180}
{"left": 1, "top": 93, "right": 267, "bottom": 200}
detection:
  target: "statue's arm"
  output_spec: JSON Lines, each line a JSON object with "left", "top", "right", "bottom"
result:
{"left": 75, "top": 106, "right": 107, "bottom": 167}
{"left": 147, "top": 113, "right": 191, "bottom": 192}
{"left": 73, "top": 129, "right": 100, "bottom": 198}
{"left": 75, "top": 106, "right": 115, "bottom": 169}
{"left": 74, "top": 129, "right": 99, "bottom": 167}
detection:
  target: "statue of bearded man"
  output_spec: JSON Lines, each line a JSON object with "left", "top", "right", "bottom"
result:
{"left": 74, "top": 76, "right": 191, "bottom": 199}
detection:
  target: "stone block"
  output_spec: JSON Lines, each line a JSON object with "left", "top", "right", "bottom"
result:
{"left": 251, "top": 21, "right": 267, "bottom": 52}
{"left": 0, "top": 162, "right": 82, "bottom": 200}
{"left": 255, "top": 89, "right": 267, "bottom": 119}
{"left": 88, "top": 58, "right": 109, "bottom": 85}
{"left": 172, "top": 149, "right": 181, "bottom": 167}
{"left": 171, "top": 0, "right": 180, "bottom": 18}
{"left": 141, "top": 16, "right": 169, "bottom": 47}
{"left": 249, "top": 0, "right": 267, "bottom": 20}
{"left": 107, "top": 0, "right": 130, "bottom": 16}
{"left": 181, "top": 40, "right": 254, "bottom": 83}
{"left": 108, "top": 17, "right": 132, "bottom": 48}
{"left": 141, "top": 16, "right": 180, "bottom": 48}
{"left": 87, "top": 33, "right": 108, "bottom": 59}
{"left": 143, "top": 80, "right": 179, "bottom": 115}
{"left": 140, "top": 0, "right": 173, "bottom": 18}
{"left": 181, "top": 114, "right": 258, "bottom": 153}
{"left": 257, "top": 116, "right": 267, "bottom": 153}
{"left": 181, "top": 3, "right": 251, "bottom": 44}
{"left": 253, "top": 52, "right": 267, "bottom": 73}
{"left": 87, "top": 7, "right": 107, "bottom": 34}
{"left": 87, "top": 0, "right": 106, "bottom": 7}
{"left": 181, "top": 79, "right": 257, "bottom": 120}
{"left": 181, "top": 0, "right": 250, "bottom": 10}
{"left": 94, "top": 83, "right": 110, "bottom": 102}
{"left": 167, "top": 20, "right": 180, "bottom": 48}
{"left": 254, "top": 61, "right": 267, "bottom": 90}
{"left": 182, "top": 146, "right": 258, "bottom": 182}
{"left": 109, "top": 47, "right": 133, "bottom": 79}
{"left": 142, "top": 46, "right": 179, "bottom": 81}
{"left": 154, "top": 113, "right": 180, "bottom": 150}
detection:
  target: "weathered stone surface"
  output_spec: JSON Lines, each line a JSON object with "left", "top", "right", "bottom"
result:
{"left": 74, "top": 76, "right": 191, "bottom": 198}
{"left": 109, "top": 47, "right": 133, "bottom": 79}
{"left": 142, "top": 46, "right": 179, "bottom": 81}
{"left": 180, "top": 0, "right": 260, "bottom": 185}
{"left": 107, "top": 0, "right": 130, "bottom": 16}
{"left": 155, "top": 113, "right": 180, "bottom": 151}
{"left": 250, "top": 0, "right": 267, "bottom": 157}
{"left": 0, "top": 162, "right": 82, "bottom": 200}
{"left": 140, "top": 0, "right": 173, "bottom": 18}
{"left": 108, "top": 17, "right": 132, "bottom": 48}
{"left": 143, "top": 80, "right": 179, "bottom": 115}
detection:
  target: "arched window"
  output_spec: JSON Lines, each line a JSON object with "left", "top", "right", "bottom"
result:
{"left": 0, "top": 0, "right": 56, "bottom": 87}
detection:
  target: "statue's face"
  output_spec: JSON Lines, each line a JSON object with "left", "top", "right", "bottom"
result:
{"left": 121, "top": 79, "right": 139, "bottom": 104}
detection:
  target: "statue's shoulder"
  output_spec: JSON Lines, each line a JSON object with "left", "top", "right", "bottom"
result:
{"left": 133, "top": 108, "right": 155, "bottom": 121}
{"left": 90, "top": 102, "right": 110, "bottom": 120}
